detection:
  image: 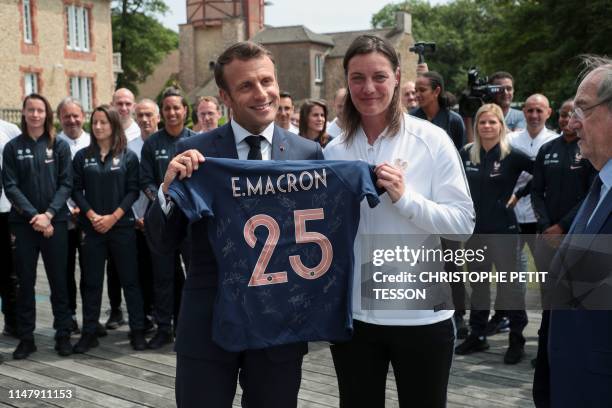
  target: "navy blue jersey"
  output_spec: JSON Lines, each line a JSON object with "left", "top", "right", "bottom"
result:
{"left": 168, "top": 158, "right": 379, "bottom": 352}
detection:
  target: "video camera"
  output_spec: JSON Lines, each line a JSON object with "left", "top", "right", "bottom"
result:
{"left": 459, "top": 67, "right": 504, "bottom": 118}
{"left": 409, "top": 42, "right": 436, "bottom": 64}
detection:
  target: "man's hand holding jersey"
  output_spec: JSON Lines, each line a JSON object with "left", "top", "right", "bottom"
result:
{"left": 162, "top": 149, "right": 205, "bottom": 194}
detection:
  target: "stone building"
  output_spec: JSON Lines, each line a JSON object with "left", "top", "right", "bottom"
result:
{"left": 0, "top": 0, "right": 120, "bottom": 121}
{"left": 253, "top": 12, "right": 417, "bottom": 110}
{"left": 180, "top": 0, "right": 265, "bottom": 102}
{"left": 137, "top": 0, "right": 417, "bottom": 116}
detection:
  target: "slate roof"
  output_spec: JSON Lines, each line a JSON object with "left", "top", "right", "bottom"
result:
{"left": 252, "top": 25, "right": 334, "bottom": 47}
{"left": 252, "top": 25, "right": 404, "bottom": 58}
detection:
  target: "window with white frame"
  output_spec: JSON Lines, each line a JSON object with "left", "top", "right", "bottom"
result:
{"left": 23, "top": 0, "right": 33, "bottom": 43}
{"left": 66, "top": 4, "right": 90, "bottom": 52}
{"left": 24, "top": 73, "right": 38, "bottom": 95}
{"left": 69, "top": 76, "right": 93, "bottom": 111}
{"left": 314, "top": 54, "right": 324, "bottom": 83}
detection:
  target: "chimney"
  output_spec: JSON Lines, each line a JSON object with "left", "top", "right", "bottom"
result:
{"left": 395, "top": 12, "right": 411, "bottom": 34}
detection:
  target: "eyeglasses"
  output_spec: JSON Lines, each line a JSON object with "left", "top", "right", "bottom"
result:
{"left": 570, "top": 96, "right": 612, "bottom": 121}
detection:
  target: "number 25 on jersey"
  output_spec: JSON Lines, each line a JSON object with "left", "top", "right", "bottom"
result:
{"left": 243, "top": 208, "right": 333, "bottom": 287}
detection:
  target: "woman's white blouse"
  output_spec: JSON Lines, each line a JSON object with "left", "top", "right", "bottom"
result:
{"left": 324, "top": 113, "right": 475, "bottom": 326}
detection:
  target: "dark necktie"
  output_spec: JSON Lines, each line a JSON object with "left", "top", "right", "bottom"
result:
{"left": 572, "top": 175, "right": 603, "bottom": 234}
{"left": 245, "top": 135, "right": 263, "bottom": 160}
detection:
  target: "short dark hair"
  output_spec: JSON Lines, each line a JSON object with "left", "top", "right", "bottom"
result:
{"left": 88, "top": 105, "right": 126, "bottom": 158}
{"left": 280, "top": 91, "right": 292, "bottom": 100}
{"left": 214, "top": 41, "right": 274, "bottom": 93}
{"left": 489, "top": 71, "right": 514, "bottom": 85}
{"left": 21, "top": 93, "right": 55, "bottom": 147}
{"left": 342, "top": 35, "right": 402, "bottom": 143}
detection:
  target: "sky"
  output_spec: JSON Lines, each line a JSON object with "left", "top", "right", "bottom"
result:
{"left": 159, "top": 0, "right": 447, "bottom": 34}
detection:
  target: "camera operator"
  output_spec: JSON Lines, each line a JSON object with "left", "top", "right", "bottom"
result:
{"left": 462, "top": 70, "right": 526, "bottom": 143}
{"left": 489, "top": 72, "right": 526, "bottom": 132}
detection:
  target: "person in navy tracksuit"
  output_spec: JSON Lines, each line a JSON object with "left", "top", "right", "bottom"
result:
{"left": 1, "top": 94, "right": 73, "bottom": 359}
{"left": 71, "top": 105, "right": 146, "bottom": 353}
{"left": 455, "top": 103, "right": 533, "bottom": 364}
{"left": 140, "top": 88, "right": 195, "bottom": 349}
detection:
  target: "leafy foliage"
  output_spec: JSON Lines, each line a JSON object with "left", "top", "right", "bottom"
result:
{"left": 112, "top": 0, "right": 178, "bottom": 94}
{"left": 372, "top": 0, "right": 496, "bottom": 95}
{"left": 371, "top": 0, "right": 612, "bottom": 107}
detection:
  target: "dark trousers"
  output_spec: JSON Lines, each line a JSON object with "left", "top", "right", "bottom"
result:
{"left": 80, "top": 226, "right": 144, "bottom": 333}
{"left": 466, "top": 235, "right": 527, "bottom": 336}
{"left": 519, "top": 222, "right": 538, "bottom": 252}
{"left": 533, "top": 310, "right": 551, "bottom": 408}
{"left": 0, "top": 213, "right": 17, "bottom": 328}
{"left": 150, "top": 248, "right": 187, "bottom": 332}
{"left": 136, "top": 229, "right": 153, "bottom": 316}
{"left": 534, "top": 234, "right": 562, "bottom": 306}
{"left": 106, "top": 230, "right": 154, "bottom": 316}
{"left": 176, "top": 351, "right": 302, "bottom": 408}
{"left": 493, "top": 223, "right": 538, "bottom": 321}
{"left": 11, "top": 222, "right": 71, "bottom": 339}
{"left": 67, "top": 227, "right": 84, "bottom": 315}
{"left": 106, "top": 254, "right": 122, "bottom": 311}
{"left": 490, "top": 222, "right": 538, "bottom": 321}
{"left": 534, "top": 234, "right": 559, "bottom": 274}
{"left": 442, "top": 238, "right": 466, "bottom": 315}
{"left": 330, "top": 319, "right": 455, "bottom": 408}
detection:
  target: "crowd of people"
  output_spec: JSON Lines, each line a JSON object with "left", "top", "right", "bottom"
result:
{"left": 0, "top": 34, "right": 610, "bottom": 408}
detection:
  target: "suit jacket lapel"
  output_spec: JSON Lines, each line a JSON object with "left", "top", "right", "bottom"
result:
{"left": 271, "top": 126, "right": 288, "bottom": 160}
{"left": 213, "top": 124, "right": 239, "bottom": 159}
{"left": 585, "top": 188, "right": 612, "bottom": 234}
{"left": 559, "top": 188, "right": 612, "bottom": 277}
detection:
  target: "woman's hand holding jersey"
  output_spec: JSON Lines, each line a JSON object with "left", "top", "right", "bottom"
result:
{"left": 374, "top": 163, "right": 405, "bottom": 203}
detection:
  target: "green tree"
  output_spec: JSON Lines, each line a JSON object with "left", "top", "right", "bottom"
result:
{"left": 372, "top": 0, "right": 612, "bottom": 106}
{"left": 112, "top": 0, "right": 179, "bottom": 93}
{"left": 479, "top": 0, "right": 612, "bottom": 105}
{"left": 372, "top": 0, "right": 500, "bottom": 95}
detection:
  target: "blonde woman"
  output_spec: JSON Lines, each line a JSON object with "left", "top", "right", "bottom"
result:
{"left": 455, "top": 103, "right": 533, "bottom": 364}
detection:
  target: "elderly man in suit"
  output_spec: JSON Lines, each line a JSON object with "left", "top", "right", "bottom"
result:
{"left": 533, "top": 56, "right": 612, "bottom": 408}
{"left": 146, "top": 41, "right": 323, "bottom": 408}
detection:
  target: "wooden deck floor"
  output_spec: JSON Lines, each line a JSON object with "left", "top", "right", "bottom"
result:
{"left": 0, "top": 263, "right": 538, "bottom": 407}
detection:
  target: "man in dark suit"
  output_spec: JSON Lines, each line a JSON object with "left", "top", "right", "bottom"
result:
{"left": 533, "top": 56, "right": 612, "bottom": 408}
{"left": 145, "top": 41, "right": 323, "bottom": 408}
